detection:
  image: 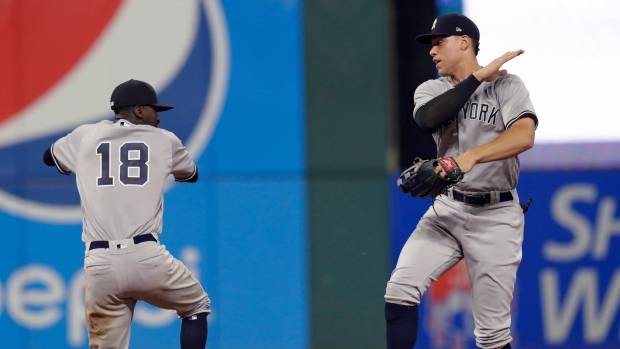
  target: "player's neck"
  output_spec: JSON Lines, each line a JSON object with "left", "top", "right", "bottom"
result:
{"left": 451, "top": 62, "right": 483, "bottom": 85}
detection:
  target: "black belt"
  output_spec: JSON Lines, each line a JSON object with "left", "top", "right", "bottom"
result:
{"left": 89, "top": 234, "right": 157, "bottom": 251}
{"left": 452, "top": 190, "right": 513, "bottom": 206}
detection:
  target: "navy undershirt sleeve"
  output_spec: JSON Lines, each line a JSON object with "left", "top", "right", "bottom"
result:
{"left": 43, "top": 146, "right": 55, "bottom": 166}
{"left": 175, "top": 167, "right": 199, "bottom": 183}
{"left": 415, "top": 74, "right": 481, "bottom": 133}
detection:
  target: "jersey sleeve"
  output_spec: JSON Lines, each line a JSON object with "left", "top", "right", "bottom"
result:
{"left": 165, "top": 131, "right": 198, "bottom": 181}
{"left": 412, "top": 80, "right": 443, "bottom": 121}
{"left": 50, "top": 124, "right": 91, "bottom": 173}
{"left": 495, "top": 74, "right": 538, "bottom": 129}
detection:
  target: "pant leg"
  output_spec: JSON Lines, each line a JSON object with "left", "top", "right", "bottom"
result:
{"left": 386, "top": 198, "right": 465, "bottom": 306}
{"left": 461, "top": 201, "right": 523, "bottom": 349}
{"left": 129, "top": 243, "right": 211, "bottom": 318}
{"left": 84, "top": 250, "right": 137, "bottom": 349}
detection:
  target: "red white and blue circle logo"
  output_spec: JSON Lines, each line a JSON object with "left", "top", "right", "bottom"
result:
{"left": 0, "top": 0, "right": 230, "bottom": 222}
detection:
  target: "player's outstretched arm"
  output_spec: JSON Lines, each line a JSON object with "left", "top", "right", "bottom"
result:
{"left": 473, "top": 50, "right": 524, "bottom": 83}
{"left": 451, "top": 116, "right": 535, "bottom": 173}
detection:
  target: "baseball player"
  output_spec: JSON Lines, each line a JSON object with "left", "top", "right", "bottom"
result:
{"left": 43, "top": 79, "right": 211, "bottom": 349}
{"left": 385, "top": 13, "right": 537, "bottom": 349}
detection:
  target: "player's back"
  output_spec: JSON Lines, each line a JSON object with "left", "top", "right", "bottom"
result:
{"left": 70, "top": 120, "right": 181, "bottom": 242}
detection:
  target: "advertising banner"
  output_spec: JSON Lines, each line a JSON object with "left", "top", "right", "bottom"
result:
{"left": 0, "top": 1, "right": 307, "bottom": 348}
{"left": 391, "top": 171, "right": 620, "bottom": 349}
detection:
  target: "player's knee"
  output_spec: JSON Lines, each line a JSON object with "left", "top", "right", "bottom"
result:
{"left": 385, "top": 281, "right": 422, "bottom": 305}
{"left": 182, "top": 293, "right": 211, "bottom": 319}
{"left": 475, "top": 328, "right": 512, "bottom": 349}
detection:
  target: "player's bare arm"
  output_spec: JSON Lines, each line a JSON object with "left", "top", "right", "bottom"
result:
{"left": 451, "top": 116, "right": 535, "bottom": 173}
{"left": 473, "top": 50, "right": 525, "bottom": 83}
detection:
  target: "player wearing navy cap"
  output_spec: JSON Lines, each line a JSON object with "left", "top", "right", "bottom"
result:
{"left": 44, "top": 79, "right": 210, "bottom": 349}
{"left": 385, "top": 13, "right": 538, "bottom": 349}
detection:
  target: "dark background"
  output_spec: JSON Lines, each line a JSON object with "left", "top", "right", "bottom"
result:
{"left": 392, "top": 0, "right": 438, "bottom": 167}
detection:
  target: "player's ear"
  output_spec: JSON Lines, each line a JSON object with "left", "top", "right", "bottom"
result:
{"left": 460, "top": 36, "right": 469, "bottom": 51}
{"left": 133, "top": 106, "right": 143, "bottom": 119}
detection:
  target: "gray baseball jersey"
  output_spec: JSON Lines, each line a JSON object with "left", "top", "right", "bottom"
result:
{"left": 413, "top": 74, "right": 537, "bottom": 192}
{"left": 49, "top": 119, "right": 210, "bottom": 348}
{"left": 50, "top": 119, "right": 197, "bottom": 242}
{"left": 386, "top": 73, "right": 537, "bottom": 348}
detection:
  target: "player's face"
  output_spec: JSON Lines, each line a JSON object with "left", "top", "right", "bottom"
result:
{"left": 429, "top": 36, "right": 462, "bottom": 77}
{"left": 139, "top": 106, "right": 160, "bottom": 128}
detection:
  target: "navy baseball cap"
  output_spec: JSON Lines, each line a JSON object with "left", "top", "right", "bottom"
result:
{"left": 415, "top": 13, "right": 480, "bottom": 44}
{"left": 110, "top": 79, "right": 174, "bottom": 112}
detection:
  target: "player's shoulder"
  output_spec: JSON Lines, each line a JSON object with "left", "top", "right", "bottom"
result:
{"left": 154, "top": 127, "right": 180, "bottom": 139}
{"left": 492, "top": 73, "right": 526, "bottom": 87}
{"left": 487, "top": 74, "right": 530, "bottom": 95}
{"left": 416, "top": 77, "right": 450, "bottom": 93}
{"left": 419, "top": 76, "right": 451, "bottom": 87}
{"left": 152, "top": 127, "right": 184, "bottom": 146}
{"left": 70, "top": 120, "right": 112, "bottom": 134}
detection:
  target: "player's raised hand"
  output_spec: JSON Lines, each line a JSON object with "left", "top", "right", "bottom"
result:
{"left": 474, "top": 49, "right": 524, "bottom": 82}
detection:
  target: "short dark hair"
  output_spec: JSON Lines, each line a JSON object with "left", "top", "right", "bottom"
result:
{"left": 114, "top": 106, "right": 134, "bottom": 116}
{"left": 471, "top": 38, "right": 480, "bottom": 56}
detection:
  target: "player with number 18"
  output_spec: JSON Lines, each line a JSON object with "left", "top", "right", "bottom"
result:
{"left": 43, "top": 79, "right": 210, "bottom": 349}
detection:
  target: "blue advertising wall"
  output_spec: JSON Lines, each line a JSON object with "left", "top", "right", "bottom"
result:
{"left": 0, "top": 1, "right": 306, "bottom": 348}
{"left": 391, "top": 171, "right": 620, "bottom": 349}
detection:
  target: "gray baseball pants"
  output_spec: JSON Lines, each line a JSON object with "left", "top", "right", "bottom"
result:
{"left": 385, "top": 190, "right": 523, "bottom": 349}
{"left": 84, "top": 236, "right": 210, "bottom": 349}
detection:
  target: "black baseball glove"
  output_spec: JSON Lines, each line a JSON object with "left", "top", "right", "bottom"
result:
{"left": 396, "top": 157, "right": 464, "bottom": 199}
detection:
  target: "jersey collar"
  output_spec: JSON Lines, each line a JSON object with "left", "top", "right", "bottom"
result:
{"left": 114, "top": 119, "right": 134, "bottom": 127}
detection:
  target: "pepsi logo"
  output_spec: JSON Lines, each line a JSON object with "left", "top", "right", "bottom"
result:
{"left": 0, "top": 0, "right": 230, "bottom": 222}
